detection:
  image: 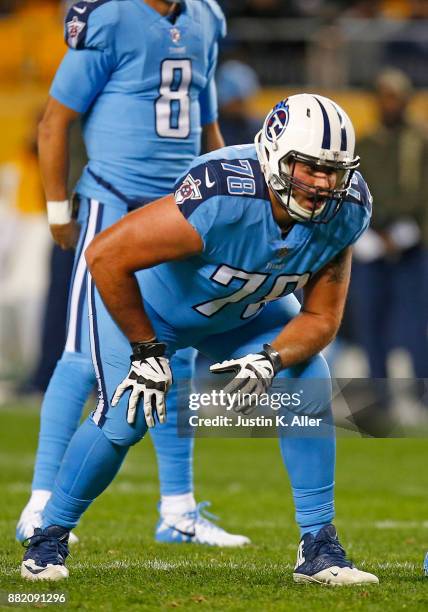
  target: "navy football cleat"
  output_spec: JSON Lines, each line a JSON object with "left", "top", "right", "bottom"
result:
{"left": 424, "top": 552, "right": 428, "bottom": 577}
{"left": 21, "top": 526, "right": 70, "bottom": 581}
{"left": 293, "top": 524, "right": 379, "bottom": 585}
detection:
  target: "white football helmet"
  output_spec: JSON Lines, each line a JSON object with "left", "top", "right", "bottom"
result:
{"left": 255, "top": 94, "right": 360, "bottom": 223}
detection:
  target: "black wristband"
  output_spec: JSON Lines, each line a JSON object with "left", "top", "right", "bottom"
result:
{"left": 130, "top": 340, "right": 166, "bottom": 360}
{"left": 261, "top": 343, "right": 282, "bottom": 374}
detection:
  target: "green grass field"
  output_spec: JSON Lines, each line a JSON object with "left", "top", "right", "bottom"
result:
{"left": 0, "top": 403, "right": 427, "bottom": 611}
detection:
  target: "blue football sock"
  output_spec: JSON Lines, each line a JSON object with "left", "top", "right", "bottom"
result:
{"left": 32, "top": 354, "right": 96, "bottom": 492}
{"left": 279, "top": 425, "right": 335, "bottom": 537}
{"left": 149, "top": 348, "right": 195, "bottom": 496}
{"left": 43, "top": 417, "right": 128, "bottom": 529}
{"left": 277, "top": 358, "right": 335, "bottom": 538}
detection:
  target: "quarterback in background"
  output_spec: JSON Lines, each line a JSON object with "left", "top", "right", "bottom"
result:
{"left": 22, "top": 94, "right": 379, "bottom": 586}
{"left": 17, "top": 0, "right": 250, "bottom": 548}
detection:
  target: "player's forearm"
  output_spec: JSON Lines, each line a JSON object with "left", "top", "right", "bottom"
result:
{"left": 38, "top": 116, "right": 70, "bottom": 201}
{"left": 270, "top": 311, "right": 339, "bottom": 370}
{"left": 86, "top": 234, "right": 156, "bottom": 342}
{"left": 271, "top": 248, "right": 351, "bottom": 370}
{"left": 87, "top": 257, "right": 156, "bottom": 342}
{"left": 87, "top": 195, "right": 203, "bottom": 342}
{"left": 202, "top": 122, "right": 225, "bottom": 152}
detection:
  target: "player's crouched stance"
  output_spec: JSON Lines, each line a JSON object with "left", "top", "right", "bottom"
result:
{"left": 21, "top": 94, "right": 379, "bottom": 584}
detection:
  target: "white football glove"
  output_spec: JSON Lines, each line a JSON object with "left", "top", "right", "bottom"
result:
{"left": 111, "top": 341, "right": 172, "bottom": 427}
{"left": 210, "top": 344, "right": 282, "bottom": 414}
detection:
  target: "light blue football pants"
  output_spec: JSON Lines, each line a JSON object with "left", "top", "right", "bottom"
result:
{"left": 43, "top": 205, "right": 336, "bottom": 536}
{"left": 33, "top": 198, "right": 195, "bottom": 498}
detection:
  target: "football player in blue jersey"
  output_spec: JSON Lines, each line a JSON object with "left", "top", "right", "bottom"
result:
{"left": 21, "top": 93, "right": 380, "bottom": 584}
{"left": 17, "top": 0, "right": 250, "bottom": 548}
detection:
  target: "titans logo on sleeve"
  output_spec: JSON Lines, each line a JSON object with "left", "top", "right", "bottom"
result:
{"left": 138, "top": 144, "right": 371, "bottom": 333}
{"left": 174, "top": 173, "right": 203, "bottom": 206}
{"left": 65, "top": 0, "right": 113, "bottom": 49}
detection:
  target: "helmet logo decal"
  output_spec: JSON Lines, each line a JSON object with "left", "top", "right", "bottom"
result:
{"left": 265, "top": 101, "right": 289, "bottom": 143}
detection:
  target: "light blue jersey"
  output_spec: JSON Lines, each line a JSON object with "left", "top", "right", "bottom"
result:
{"left": 140, "top": 144, "right": 372, "bottom": 333}
{"left": 51, "top": 0, "right": 225, "bottom": 205}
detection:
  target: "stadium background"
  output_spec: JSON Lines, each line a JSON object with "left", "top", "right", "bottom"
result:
{"left": 0, "top": 1, "right": 427, "bottom": 609}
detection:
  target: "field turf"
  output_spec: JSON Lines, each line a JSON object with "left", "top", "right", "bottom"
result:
{"left": 0, "top": 403, "right": 427, "bottom": 611}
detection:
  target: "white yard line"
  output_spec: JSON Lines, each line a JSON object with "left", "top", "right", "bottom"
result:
{"left": 375, "top": 520, "right": 428, "bottom": 529}
{"left": 3, "top": 559, "right": 421, "bottom": 579}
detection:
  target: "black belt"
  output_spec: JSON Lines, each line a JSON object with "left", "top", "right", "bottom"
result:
{"left": 87, "top": 168, "right": 150, "bottom": 210}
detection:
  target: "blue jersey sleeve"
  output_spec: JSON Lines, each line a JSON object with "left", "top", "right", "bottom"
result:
{"left": 64, "top": 0, "right": 119, "bottom": 50}
{"left": 173, "top": 161, "right": 231, "bottom": 254}
{"left": 203, "top": 0, "right": 227, "bottom": 39}
{"left": 52, "top": 0, "right": 118, "bottom": 113}
{"left": 50, "top": 47, "right": 116, "bottom": 113}
{"left": 346, "top": 171, "right": 373, "bottom": 245}
{"left": 174, "top": 158, "right": 255, "bottom": 255}
{"left": 174, "top": 162, "right": 218, "bottom": 220}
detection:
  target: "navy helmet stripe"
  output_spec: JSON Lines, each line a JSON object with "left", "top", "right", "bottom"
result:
{"left": 313, "top": 96, "right": 331, "bottom": 149}
{"left": 334, "top": 106, "right": 348, "bottom": 151}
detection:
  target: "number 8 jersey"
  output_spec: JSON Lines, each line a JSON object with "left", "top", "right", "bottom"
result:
{"left": 139, "top": 144, "right": 372, "bottom": 334}
{"left": 51, "top": 0, "right": 225, "bottom": 204}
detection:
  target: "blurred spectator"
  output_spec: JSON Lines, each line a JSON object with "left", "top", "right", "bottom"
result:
{"left": 306, "top": 19, "right": 347, "bottom": 88}
{"left": 216, "top": 60, "right": 261, "bottom": 146}
{"left": 349, "top": 68, "right": 428, "bottom": 411}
